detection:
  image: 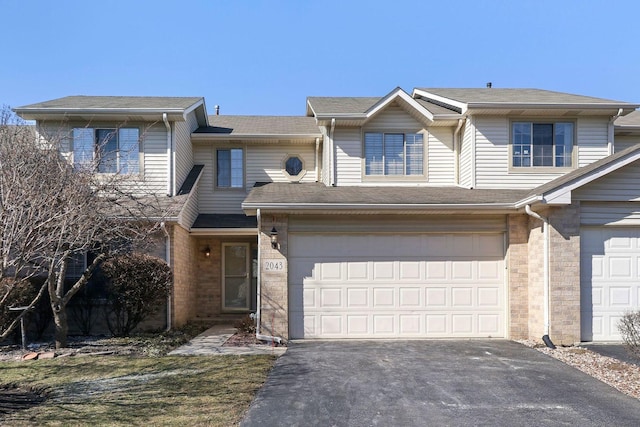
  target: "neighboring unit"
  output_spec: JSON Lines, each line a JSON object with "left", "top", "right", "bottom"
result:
{"left": 14, "top": 87, "right": 640, "bottom": 344}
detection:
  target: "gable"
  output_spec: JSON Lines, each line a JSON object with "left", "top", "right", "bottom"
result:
{"left": 363, "top": 103, "right": 424, "bottom": 131}
{"left": 574, "top": 159, "right": 640, "bottom": 202}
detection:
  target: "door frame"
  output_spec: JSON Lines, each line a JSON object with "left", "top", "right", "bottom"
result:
{"left": 221, "top": 242, "right": 251, "bottom": 312}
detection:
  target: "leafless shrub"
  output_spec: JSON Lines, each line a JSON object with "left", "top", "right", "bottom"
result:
{"left": 618, "top": 310, "right": 640, "bottom": 357}
{"left": 101, "top": 253, "right": 172, "bottom": 337}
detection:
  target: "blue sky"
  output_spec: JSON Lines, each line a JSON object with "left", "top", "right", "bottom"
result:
{"left": 2, "top": 0, "right": 639, "bottom": 115}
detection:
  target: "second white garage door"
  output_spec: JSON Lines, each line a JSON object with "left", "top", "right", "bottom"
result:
{"left": 581, "top": 227, "right": 640, "bottom": 341}
{"left": 288, "top": 233, "right": 505, "bottom": 339}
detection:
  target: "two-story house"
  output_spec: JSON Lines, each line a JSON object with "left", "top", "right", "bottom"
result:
{"left": 14, "top": 87, "right": 640, "bottom": 345}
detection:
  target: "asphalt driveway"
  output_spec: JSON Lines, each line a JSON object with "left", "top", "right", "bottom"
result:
{"left": 242, "top": 340, "right": 640, "bottom": 427}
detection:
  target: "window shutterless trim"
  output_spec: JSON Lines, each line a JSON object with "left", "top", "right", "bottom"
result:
{"left": 360, "top": 128, "right": 427, "bottom": 180}
{"left": 508, "top": 118, "right": 577, "bottom": 173}
{"left": 214, "top": 146, "right": 246, "bottom": 189}
{"left": 71, "top": 124, "right": 143, "bottom": 177}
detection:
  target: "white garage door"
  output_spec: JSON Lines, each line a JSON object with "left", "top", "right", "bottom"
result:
{"left": 288, "top": 233, "right": 505, "bottom": 339}
{"left": 581, "top": 228, "right": 640, "bottom": 341}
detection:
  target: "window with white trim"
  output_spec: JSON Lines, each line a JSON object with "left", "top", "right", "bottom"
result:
{"left": 73, "top": 128, "right": 140, "bottom": 173}
{"left": 512, "top": 122, "right": 574, "bottom": 168}
{"left": 217, "top": 148, "right": 244, "bottom": 188}
{"left": 364, "top": 132, "right": 424, "bottom": 176}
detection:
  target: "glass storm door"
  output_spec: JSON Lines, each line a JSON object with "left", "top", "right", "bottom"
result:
{"left": 222, "top": 243, "right": 250, "bottom": 311}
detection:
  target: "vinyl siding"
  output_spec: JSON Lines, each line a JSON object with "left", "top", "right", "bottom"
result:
{"left": 334, "top": 106, "right": 435, "bottom": 186}
{"left": 178, "top": 185, "right": 199, "bottom": 228}
{"left": 195, "top": 142, "right": 317, "bottom": 214}
{"left": 141, "top": 122, "right": 170, "bottom": 194}
{"left": 574, "top": 160, "right": 640, "bottom": 202}
{"left": 364, "top": 105, "right": 423, "bottom": 130}
{"left": 247, "top": 144, "right": 316, "bottom": 185}
{"left": 577, "top": 117, "right": 609, "bottom": 167}
{"left": 459, "top": 121, "right": 473, "bottom": 188}
{"left": 427, "top": 127, "right": 455, "bottom": 184}
{"left": 471, "top": 116, "right": 610, "bottom": 190}
{"left": 37, "top": 121, "right": 169, "bottom": 195}
{"left": 289, "top": 214, "right": 507, "bottom": 233}
{"left": 334, "top": 128, "right": 362, "bottom": 185}
{"left": 615, "top": 135, "right": 640, "bottom": 152}
{"left": 581, "top": 202, "right": 640, "bottom": 226}
{"left": 174, "top": 111, "right": 198, "bottom": 192}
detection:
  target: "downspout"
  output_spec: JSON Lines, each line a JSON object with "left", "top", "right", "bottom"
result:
{"left": 254, "top": 208, "right": 283, "bottom": 345}
{"left": 470, "top": 116, "right": 476, "bottom": 189}
{"left": 162, "top": 113, "right": 173, "bottom": 196}
{"left": 524, "top": 205, "right": 556, "bottom": 349}
{"left": 453, "top": 118, "right": 465, "bottom": 186}
{"left": 315, "top": 137, "right": 320, "bottom": 182}
{"left": 608, "top": 108, "right": 624, "bottom": 155}
{"left": 160, "top": 222, "right": 172, "bottom": 331}
{"left": 330, "top": 118, "right": 336, "bottom": 186}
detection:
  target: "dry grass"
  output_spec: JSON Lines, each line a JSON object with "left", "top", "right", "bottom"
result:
{"left": 0, "top": 354, "right": 275, "bottom": 426}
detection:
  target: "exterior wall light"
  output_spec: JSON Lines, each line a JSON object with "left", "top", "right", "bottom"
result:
{"left": 270, "top": 227, "right": 278, "bottom": 249}
{"left": 203, "top": 245, "right": 211, "bottom": 257}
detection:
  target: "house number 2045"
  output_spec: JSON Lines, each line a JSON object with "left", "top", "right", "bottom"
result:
{"left": 264, "top": 260, "right": 284, "bottom": 271}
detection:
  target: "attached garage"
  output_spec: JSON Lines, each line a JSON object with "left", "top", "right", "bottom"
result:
{"left": 288, "top": 231, "right": 506, "bottom": 339}
{"left": 581, "top": 227, "right": 640, "bottom": 341}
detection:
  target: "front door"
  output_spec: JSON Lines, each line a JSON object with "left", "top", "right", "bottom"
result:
{"left": 222, "top": 243, "right": 250, "bottom": 311}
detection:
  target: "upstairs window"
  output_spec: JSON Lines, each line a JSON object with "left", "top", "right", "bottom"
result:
{"left": 217, "top": 148, "right": 244, "bottom": 188}
{"left": 512, "top": 122, "right": 574, "bottom": 168}
{"left": 364, "top": 132, "right": 424, "bottom": 176}
{"left": 73, "top": 128, "right": 140, "bottom": 173}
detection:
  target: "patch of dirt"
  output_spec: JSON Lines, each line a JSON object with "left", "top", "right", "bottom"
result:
{"left": 0, "top": 384, "right": 48, "bottom": 415}
{"left": 223, "top": 332, "right": 270, "bottom": 347}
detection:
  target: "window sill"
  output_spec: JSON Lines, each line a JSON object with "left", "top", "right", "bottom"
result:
{"left": 508, "top": 167, "right": 575, "bottom": 174}
{"left": 362, "top": 175, "right": 427, "bottom": 182}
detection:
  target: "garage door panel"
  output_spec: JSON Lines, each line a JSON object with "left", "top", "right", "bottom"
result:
{"left": 289, "top": 233, "right": 505, "bottom": 339}
{"left": 581, "top": 227, "right": 640, "bottom": 341}
{"left": 347, "top": 262, "right": 368, "bottom": 280}
{"left": 399, "top": 288, "right": 421, "bottom": 307}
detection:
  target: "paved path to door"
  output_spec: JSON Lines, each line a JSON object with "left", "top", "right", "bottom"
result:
{"left": 242, "top": 340, "right": 640, "bottom": 426}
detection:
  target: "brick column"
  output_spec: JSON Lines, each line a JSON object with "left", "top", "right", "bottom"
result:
{"left": 507, "top": 214, "right": 529, "bottom": 339}
{"left": 548, "top": 203, "right": 581, "bottom": 344}
{"left": 259, "top": 214, "right": 289, "bottom": 339}
{"left": 172, "top": 224, "right": 197, "bottom": 327}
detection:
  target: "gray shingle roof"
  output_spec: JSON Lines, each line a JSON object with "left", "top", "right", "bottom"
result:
{"left": 192, "top": 214, "right": 257, "bottom": 229}
{"left": 527, "top": 143, "right": 640, "bottom": 198}
{"left": 15, "top": 95, "right": 203, "bottom": 111}
{"left": 307, "top": 96, "right": 461, "bottom": 117}
{"left": 306, "top": 97, "right": 381, "bottom": 115}
{"left": 176, "top": 165, "right": 204, "bottom": 196}
{"left": 194, "top": 115, "right": 321, "bottom": 136}
{"left": 416, "top": 88, "right": 632, "bottom": 106}
{"left": 615, "top": 110, "right": 640, "bottom": 127}
{"left": 243, "top": 183, "right": 529, "bottom": 208}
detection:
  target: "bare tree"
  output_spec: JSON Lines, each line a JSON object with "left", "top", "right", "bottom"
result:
{"left": 0, "top": 106, "right": 175, "bottom": 348}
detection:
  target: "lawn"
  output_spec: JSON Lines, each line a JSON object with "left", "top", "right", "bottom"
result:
{"left": 0, "top": 354, "right": 276, "bottom": 426}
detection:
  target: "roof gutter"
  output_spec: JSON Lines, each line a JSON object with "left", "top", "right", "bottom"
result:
{"left": 189, "top": 228, "right": 258, "bottom": 236}
{"left": 242, "top": 202, "right": 519, "bottom": 212}
{"left": 191, "top": 133, "right": 323, "bottom": 141}
{"left": 608, "top": 108, "right": 624, "bottom": 155}
{"left": 524, "top": 205, "right": 556, "bottom": 349}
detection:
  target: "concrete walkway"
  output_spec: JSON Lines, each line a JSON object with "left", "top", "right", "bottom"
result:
{"left": 168, "top": 324, "right": 287, "bottom": 356}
